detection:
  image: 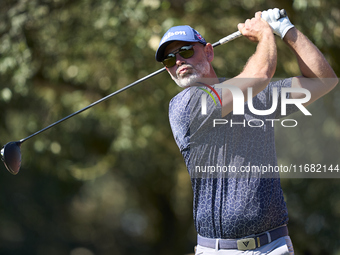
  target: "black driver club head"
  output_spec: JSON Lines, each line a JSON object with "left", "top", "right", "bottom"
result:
{"left": 1, "top": 141, "right": 22, "bottom": 175}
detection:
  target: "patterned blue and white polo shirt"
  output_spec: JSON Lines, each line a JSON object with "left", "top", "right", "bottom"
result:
{"left": 169, "top": 78, "right": 298, "bottom": 238}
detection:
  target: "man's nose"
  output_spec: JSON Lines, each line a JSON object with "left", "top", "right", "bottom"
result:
{"left": 176, "top": 54, "right": 186, "bottom": 66}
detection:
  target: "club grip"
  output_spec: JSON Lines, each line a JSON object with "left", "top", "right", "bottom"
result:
{"left": 213, "top": 9, "right": 288, "bottom": 47}
{"left": 279, "top": 9, "right": 287, "bottom": 19}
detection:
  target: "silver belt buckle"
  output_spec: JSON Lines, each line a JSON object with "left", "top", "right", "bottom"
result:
{"left": 237, "top": 237, "right": 256, "bottom": 250}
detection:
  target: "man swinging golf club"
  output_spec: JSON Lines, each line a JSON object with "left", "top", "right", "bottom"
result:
{"left": 155, "top": 8, "right": 337, "bottom": 254}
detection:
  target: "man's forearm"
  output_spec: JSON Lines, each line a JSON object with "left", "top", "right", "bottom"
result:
{"left": 240, "top": 31, "right": 277, "bottom": 80}
{"left": 221, "top": 31, "right": 277, "bottom": 117}
{"left": 284, "top": 27, "right": 338, "bottom": 104}
{"left": 284, "top": 27, "right": 337, "bottom": 79}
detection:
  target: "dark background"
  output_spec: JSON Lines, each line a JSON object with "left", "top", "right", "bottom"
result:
{"left": 0, "top": 0, "right": 339, "bottom": 254}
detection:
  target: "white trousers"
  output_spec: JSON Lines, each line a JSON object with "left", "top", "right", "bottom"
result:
{"left": 195, "top": 236, "right": 294, "bottom": 255}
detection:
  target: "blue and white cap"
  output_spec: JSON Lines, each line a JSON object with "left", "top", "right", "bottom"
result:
{"left": 155, "top": 25, "right": 207, "bottom": 62}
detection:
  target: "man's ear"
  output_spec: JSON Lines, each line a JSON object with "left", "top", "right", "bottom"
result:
{"left": 204, "top": 43, "right": 214, "bottom": 62}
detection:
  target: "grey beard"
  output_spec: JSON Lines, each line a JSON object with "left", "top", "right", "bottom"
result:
{"left": 171, "top": 61, "right": 210, "bottom": 88}
{"left": 173, "top": 73, "right": 201, "bottom": 88}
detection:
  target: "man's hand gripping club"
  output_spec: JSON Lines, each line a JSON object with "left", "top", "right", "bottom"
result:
{"left": 237, "top": 11, "right": 274, "bottom": 42}
{"left": 261, "top": 8, "right": 294, "bottom": 39}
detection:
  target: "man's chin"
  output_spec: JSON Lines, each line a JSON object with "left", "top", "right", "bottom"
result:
{"left": 174, "top": 75, "right": 201, "bottom": 88}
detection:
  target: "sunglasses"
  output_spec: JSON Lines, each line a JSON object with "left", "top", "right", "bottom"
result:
{"left": 162, "top": 45, "right": 195, "bottom": 68}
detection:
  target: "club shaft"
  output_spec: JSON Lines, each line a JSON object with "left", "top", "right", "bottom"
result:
{"left": 20, "top": 67, "right": 167, "bottom": 143}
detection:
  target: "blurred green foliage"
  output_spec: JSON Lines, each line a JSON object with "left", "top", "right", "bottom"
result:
{"left": 0, "top": 0, "right": 339, "bottom": 254}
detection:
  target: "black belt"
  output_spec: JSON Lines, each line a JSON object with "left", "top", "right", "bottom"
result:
{"left": 197, "top": 225, "right": 288, "bottom": 251}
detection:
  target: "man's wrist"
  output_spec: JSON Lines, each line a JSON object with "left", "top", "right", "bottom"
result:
{"left": 282, "top": 27, "right": 298, "bottom": 44}
{"left": 281, "top": 25, "right": 295, "bottom": 39}
{"left": 260, "top": 29, "right": 276, "bottom": 42}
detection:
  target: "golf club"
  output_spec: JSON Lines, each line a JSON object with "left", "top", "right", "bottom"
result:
{"left": 1, "top": 9, "right": 287, "bottom": 175}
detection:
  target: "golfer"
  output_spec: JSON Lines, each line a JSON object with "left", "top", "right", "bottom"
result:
{"left": 155, "top": 8, "right": 337, "bottom": 255}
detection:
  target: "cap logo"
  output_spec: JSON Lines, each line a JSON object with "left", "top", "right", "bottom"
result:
{"left": 160, "top": 31, "right": 186, "bottom": 44}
